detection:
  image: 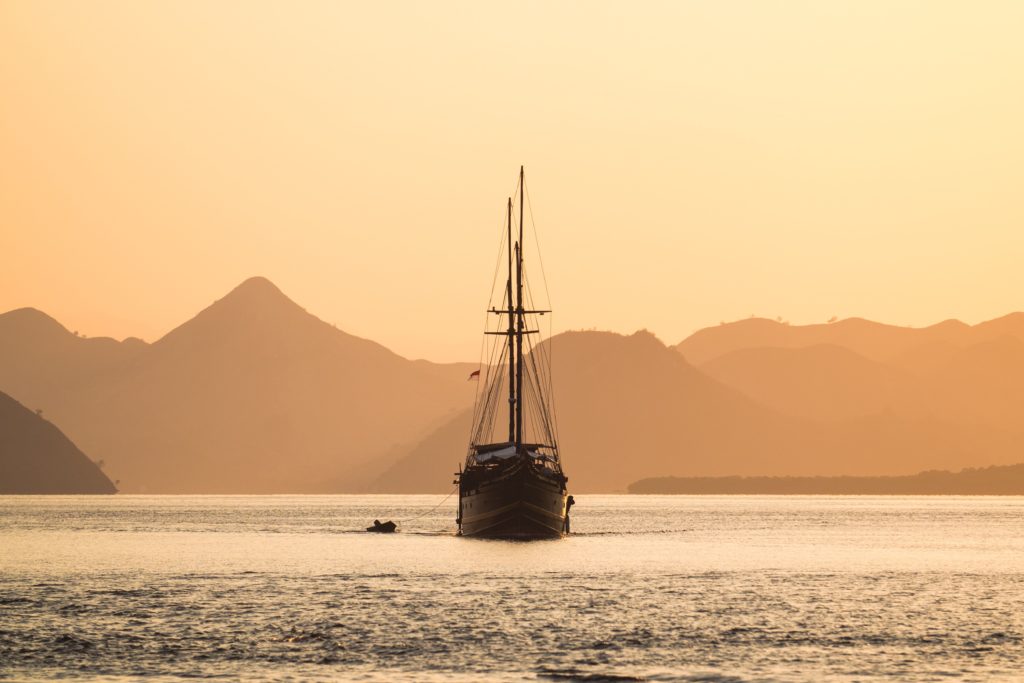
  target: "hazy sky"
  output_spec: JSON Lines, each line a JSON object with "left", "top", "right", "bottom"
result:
{"left": 2, "top": 1, "right": 1022, "bottom": 361}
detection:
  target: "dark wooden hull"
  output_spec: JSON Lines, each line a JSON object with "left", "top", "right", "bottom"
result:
{"left": 458, "top": 457, "right": 567, "bottom": 539}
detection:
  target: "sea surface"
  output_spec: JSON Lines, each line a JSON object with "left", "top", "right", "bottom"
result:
{"left": 1, "top": 495, "right": 1022, "bottom": 682}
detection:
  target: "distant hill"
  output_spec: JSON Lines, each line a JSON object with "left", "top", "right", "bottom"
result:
{"left": 372, "top": 330, "right": 1022, "bottom": 492}
{"left": 366, "top": 409, "right": 474, "bottom": 493}
{"left": 676, "top": 314, "right": 1024, "bottom": 365}
{"left": 0, "top": 391, "right": 116, "bottom": 494}
{"left": 700, "top": 344, "right": 923, "bottom": 421}
{"left": 629, "top": 463, "right": 1024, "bottom": 495}
{"left": 0, "top": 277, "right": 475, "bottom": 493}
{"left": 373, "top": 330, "right": 781, "bottom": 492}
{"left": 6, "top": 288, "right": 1024, "bottom": 493}
{"left": 923, "top": 336, "right": 1024, "bottom": 429}
{"left": 0, "top": 307, "right": 147, "bottom": 410}
{"left": 685, "top": 315, "right": 1024, "bottom": 434}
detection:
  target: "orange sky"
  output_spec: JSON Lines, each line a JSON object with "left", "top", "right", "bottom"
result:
{"left": 2, "top": 1, "right": 1022, "bottom": 362}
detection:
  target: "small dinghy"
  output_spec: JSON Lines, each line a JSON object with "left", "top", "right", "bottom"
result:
{"left": 366, "top": 519, "right": 397, "bottom": 533}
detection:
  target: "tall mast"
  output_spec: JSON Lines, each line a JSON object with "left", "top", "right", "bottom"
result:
{"left": 515, "top": 166, "right": 525, "bottom": 448}
{"left": 506, "top": 197, "right": 515, "bottom": 445}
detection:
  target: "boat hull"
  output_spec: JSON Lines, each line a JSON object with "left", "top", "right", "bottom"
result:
{"left": 459, "top": 458, "right": 567, "bottom": 539}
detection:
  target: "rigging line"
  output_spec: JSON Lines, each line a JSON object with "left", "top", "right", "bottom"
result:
{"left": 523, "top": 354, "right": 553, "bottom": 451}
{"left": 511, "top": 171, "right": 523, "bottom": 223}
{"left": 524, "top": 268, "right": 559, "bottom": 450}
{"left": 472, "top": 364, "right": 489, "bottom": 445}
{"left": 536, "top": 331, "right": 551, "bottom": 387}
{"left": 482, "top": 354, "right": 507, "bottom": 441}
{"left": 524, "top": 358, "right": 550, "bottom": 443}
{"left": 524, "top": 183, "right": 553, "bottom": 311}
{"left": 546, "top": 339, "right": 560, "bottom": 452}
{"left": 527, "top": 328, "right": 557, "bottom": 447}
{"left": 471, "top": 202, "right": 516, "bottom": 448}
{"left": 524, "top": 366, "right": 546, "bottom": 445}
{"left": 530, "top": 373, "right": 554, "bottom": 448}
{"left": 526, "top": 342, "right": 548, "bottom": 419}
{"left": 491, "top": 242, "right": 513, "bottom": 314}
{"left": 526, "top": 342, "right": 555, "bottom": 446}
{"left": 472, "top": 332, "right": 504, "bottom": 445}
{"left": 475, "top": 346, "right": 505, "bottom": 445}
{"left": 484, "top": 344, "right": 510, "bottom": 438}
{"left": 396, "top": 484, "right": 458, "bottom": 524}
{"left": 528, "top": 337, "right": 552, "bottom": 444}
{"left": 487, "top": 193, "right": 514, "bottom": 309}
{"left": 509, "top": 171, "right": 523, "bottom": 216}
{"left": 521, "top": 271, "right": 557, "bottom": 443}
{"left": 472, "top": 368, "right": 489, "bottom": 439}
{"left": 520, "top": 363, "right": 537, "bottom": 442}
{"left": 474, "top": 288, "right": 512, "bottom": 447}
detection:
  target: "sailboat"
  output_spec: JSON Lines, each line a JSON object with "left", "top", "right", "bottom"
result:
{"left": 456, "top": 167, "right": 571, "bottom": 539}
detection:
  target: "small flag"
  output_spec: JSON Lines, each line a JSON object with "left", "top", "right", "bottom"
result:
{"left": 467, "top": 370, "right": 481, "bottom": 381}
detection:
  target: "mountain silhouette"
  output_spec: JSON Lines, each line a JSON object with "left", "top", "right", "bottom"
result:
{"left": 700, "top": 344, "right": 924, "bottom": 421}
{"left": 0, "top": 391, "right": 116, "bottom": 494}
{"left": 372, "top": 330, "right": 1022, "bottom": 492}
{"left": 373, "top": 329, "right": 783, "bottom": 492}
{"left": 675, "top": 315, "right": 1024, "bottom": 365}
{"left": 0, "top": 307, "right": 146, "bottom": 406}
{"left": 4, "top": 290, "right": 1024, "bottom": 493}
{"left": 685, "top": 315, "right": 1024, "bottom": 436}
{"left": 0, "top": 277, "right": 475, "bottom": 493}
{"left": 922, "top": 336, "right": 1024, "bottom": 429}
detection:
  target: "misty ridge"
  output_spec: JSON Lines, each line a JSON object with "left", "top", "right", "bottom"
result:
{"left": 3, "top": 276, "right": 1024, "bottom": 494}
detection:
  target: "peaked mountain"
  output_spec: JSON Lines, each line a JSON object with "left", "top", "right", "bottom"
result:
{"left": 676, "top": 315, "right": 1024, "bottom": 365}
{"left": 0, "top": 391, "right": 116, "bottom": 494}
{"left": 0, "top": 277, "right": 475, "bottom": 493}
{"left": 372, "top": 330, "right": 1021, "bottom": 492}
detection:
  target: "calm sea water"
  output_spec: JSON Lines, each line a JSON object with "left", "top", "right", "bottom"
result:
{"left": 1, "top": 495, "right": 1022, "bottom": 682}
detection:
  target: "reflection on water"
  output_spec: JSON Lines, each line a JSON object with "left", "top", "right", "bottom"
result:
{"left": 1, "top": 495, "right": 1023, "bottom": 681}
